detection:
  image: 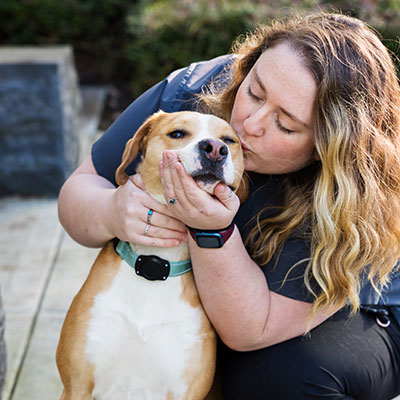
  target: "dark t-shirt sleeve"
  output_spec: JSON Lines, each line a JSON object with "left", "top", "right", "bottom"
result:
{"left": 91, "top": 55, "right": 234, "bottom": 186}
{"left": 91, "top": 79, "right": 168, "bottom": 184}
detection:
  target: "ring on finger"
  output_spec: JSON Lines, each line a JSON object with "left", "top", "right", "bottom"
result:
{"left": 147, "top": 208, "right": 154, "bottom": 224}
{"left": 222, "top": 190, "right": 234, "bottom": 202}
{"left": 168, "top": 197, "right": 178, "bottom": 205}
{"left": 144, "top": 223, "right": 151, "bottom": 236}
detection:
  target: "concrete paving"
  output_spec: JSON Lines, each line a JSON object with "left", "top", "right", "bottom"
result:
{"left": 1, "top": 197, "right": 99, "bottom": 400}
{"left": 0, "top": 86, "right": 104, "bottom": 400}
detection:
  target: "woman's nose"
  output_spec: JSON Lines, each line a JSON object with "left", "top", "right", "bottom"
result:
{"left": 243, "top": 108, "right": 267, "bottom": 137}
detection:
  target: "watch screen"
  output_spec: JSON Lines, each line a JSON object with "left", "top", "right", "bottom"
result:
{"left": 196, "top": 233, "right": 224, "bottom": 248}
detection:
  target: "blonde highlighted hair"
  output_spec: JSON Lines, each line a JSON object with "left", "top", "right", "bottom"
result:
{"left": 199, "top": 12, "right": 400, "bottom": 316}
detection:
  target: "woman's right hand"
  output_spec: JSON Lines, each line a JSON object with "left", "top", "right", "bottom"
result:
{"left": 105, "top": 174, "right": 187, "bottom": 247}
{"left": 58, "top": 155, "right": 187, "bottom": 248}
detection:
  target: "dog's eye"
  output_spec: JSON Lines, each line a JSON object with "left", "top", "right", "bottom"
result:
{"left": 168, "top": 130, "right": 187, "bottom": 139}
{"left": 223, "top": 137, "right": 237, "bottom": 144}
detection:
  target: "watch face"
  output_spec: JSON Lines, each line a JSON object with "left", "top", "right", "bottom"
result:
{"left": 195, "top": 233, "right": 224, "bottom": 248}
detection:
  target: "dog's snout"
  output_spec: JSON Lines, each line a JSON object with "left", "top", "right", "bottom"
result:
{"left": 198, "top": 139, "right": 228, "bottom": 162}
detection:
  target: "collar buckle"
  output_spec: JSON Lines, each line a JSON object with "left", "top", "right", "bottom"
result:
{"left": 135, "top": 255, "right": 170, "bottom": 281}
{"left": 115, "top": 240, "right": 192, "bottom": 281}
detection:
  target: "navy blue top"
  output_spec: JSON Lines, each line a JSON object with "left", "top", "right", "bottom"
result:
{"left": 92, "top": 55, "right": 400, "bottom": 320}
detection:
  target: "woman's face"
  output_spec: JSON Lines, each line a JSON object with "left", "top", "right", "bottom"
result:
{"left": 230, "top": 42, "right": 318, "bottom": 174}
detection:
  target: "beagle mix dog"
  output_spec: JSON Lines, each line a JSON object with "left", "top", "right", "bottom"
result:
{"left": 56, "top": 111, "right": 246, "bottom": 400}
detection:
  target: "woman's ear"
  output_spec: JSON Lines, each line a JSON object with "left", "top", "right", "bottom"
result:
{"left": 313, "top": 149, "right": 320, "bottom": 161}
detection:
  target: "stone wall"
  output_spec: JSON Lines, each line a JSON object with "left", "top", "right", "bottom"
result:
{"left": 0, "top": 46, "right": 81, "bottom": 196}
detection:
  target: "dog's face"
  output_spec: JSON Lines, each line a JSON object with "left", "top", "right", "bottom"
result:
{"left": 116, "top": 111, "right": 246, "bottom": 203}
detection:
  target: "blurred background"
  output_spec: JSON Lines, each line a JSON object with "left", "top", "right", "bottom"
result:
{"left": 1, "top": 2, "right": 400, "bottom": 399}
{"left": 1, "top": 0, "right": 399, "bottom": 128}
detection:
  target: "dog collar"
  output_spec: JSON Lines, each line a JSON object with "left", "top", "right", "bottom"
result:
{"left": 115, "top": 240, "right": 192, "bottom": 281}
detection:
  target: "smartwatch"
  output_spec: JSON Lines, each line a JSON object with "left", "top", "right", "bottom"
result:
{"left": 187, "top": 223, "right": 235, "bottom": 248}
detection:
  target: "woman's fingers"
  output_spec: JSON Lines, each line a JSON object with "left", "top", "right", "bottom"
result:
{"left": 130, "top": 173, "right": 146, "bottom": 190}
{"left": 130, "top": 173, "right": 187, "bottom": 231}
{"left": 160, "top": 152, "right": 184, "bottom": 205}
{"left": 161, "top": 150, "right": 208, "bottom": 208}
{"left": 160, "top": 150, "right": 240, "bottom": 229}
{"left": 213, "top": 183, "right": 240, "bottom": 212}
{"left": 143, "top": 207, "right": 187, "bottom": 233}
{"left": 107, "top": 176, "right": 187, "bottom": 246}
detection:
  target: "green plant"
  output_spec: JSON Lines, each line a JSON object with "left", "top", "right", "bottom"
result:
{"left": 0, "top": 0, "right": 134, "bottom": 82}
{"left": 124, "top": 0, "right": 321, "bottom": 96}
{"left": 1, "top": 0, "right": 399, "bottom": 105}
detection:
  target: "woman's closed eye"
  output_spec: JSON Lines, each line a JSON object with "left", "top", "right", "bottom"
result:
{"left": 246, "top": 85, "right": 263, "bottom": 103}
{"left": 247, "top": 84, "right": 296, "bottom": 134}
{"left": 274, "top": 114, "right": 295, "bottom": 134}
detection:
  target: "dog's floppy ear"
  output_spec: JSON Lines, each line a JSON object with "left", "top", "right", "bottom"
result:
{"left": 235, "top": 173, "right": 249, "bottom": 204}
{"left": 115, "top": 110, "right": 167, "bottom": 186}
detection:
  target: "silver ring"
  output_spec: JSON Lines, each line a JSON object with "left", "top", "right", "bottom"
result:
{"left": 222, "top": 190, "right": 234, "bottom": 202}
{"left": 144, "top": 223, "right": 151, "bottom": 236}
{"left": 168, "top": 197, "right": 178, "bottom": 205}
{"left": 147, "top": 209, "right": 154, "bottom": 224}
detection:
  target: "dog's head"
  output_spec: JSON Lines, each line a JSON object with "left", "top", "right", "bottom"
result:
{"left": 115, "top": 110, "right": 247, "bottom": 203}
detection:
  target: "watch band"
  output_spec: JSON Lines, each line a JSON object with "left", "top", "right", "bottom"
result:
{"left": 187, "top": 222, "right": 235, "bottom": 247}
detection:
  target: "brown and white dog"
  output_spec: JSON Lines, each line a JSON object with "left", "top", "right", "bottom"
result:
{"left": 56, "top": 110, "right": 246, "bottom": 400}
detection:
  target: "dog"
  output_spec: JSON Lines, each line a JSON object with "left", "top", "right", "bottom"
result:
{"left": 56, "top": 110, "right": 246, "bottom": 400}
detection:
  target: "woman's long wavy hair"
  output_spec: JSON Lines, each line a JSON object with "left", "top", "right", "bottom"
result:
{"left": 199, "top": 12, "right": 400, "bottom": 316}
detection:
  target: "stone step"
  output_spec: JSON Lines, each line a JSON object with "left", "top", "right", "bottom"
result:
{"left": 0, "top": 46, "right": 81, "bottom": 197}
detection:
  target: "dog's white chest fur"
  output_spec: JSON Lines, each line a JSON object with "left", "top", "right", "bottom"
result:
{"left": 85, "top": 259, "right": 203, "bottom": 400}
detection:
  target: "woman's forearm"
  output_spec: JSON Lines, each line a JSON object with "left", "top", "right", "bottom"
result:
{"left": 189, "top": 227, "right": 271, "bottom": 350}
{"left": 189, "top": 226, "right": 334, "bottom": 351}
{"left": 58, "top": 158, "right": 117, "bottom": 248}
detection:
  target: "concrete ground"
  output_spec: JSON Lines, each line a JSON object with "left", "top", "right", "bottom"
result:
{"left": 0, "top": 197, "right": 99, "bottom": 400}
{"left": 0, "top": 86, "right": 104, "bottom": 400}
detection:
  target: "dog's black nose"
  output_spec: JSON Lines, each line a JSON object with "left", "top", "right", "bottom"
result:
{"left": 198, "top": 139, "right": 228, "bottom": 162}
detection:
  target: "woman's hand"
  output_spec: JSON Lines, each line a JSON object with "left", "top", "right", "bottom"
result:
{"left": 105, "top": 173, "right": 187, "bottom": 247}
{"left": 160, "top": 150, "right": 240, "bottom": 229}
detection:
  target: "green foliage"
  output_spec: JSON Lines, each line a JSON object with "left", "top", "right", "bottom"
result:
{"left": 0, "top": 0, "right": 134, "bottom": 82}
{"left": 0, "top": 0, "right": 132, "bottom": 44}
{"left": 125, "top": 0, "right": 400, "bottom": 97}
{"left": 1, "top": 0, "right": 399, "bottom": 100}
{"left": 125, "top": 0, "right": 268, "bottom": 94}
{"left": 124, "top": 0, "right": 322, "bottom": 94}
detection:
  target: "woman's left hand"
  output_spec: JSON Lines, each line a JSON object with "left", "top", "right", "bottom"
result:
{"left": 160, "top": 150, "right": 240, "bottom": 229}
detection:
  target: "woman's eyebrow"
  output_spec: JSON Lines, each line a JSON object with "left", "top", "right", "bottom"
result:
{"left": 254, "top": 67, "right": 310, "bottom": 129}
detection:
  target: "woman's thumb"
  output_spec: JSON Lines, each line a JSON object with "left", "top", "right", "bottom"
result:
{"left": 214, "top": 184, "right": 238, "bottom": 207}
{"left": 130, "top": 173, "right": 146, "bottom": 190}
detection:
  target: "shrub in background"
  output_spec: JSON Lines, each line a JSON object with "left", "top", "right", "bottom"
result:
{"left": 0, "top": 0, "right": 399, "bottom": 115}
{"left": 0, "top": 0, "right": 134, "bottom": 83}
{"left": 126, "top": 0, "right": 400, "bottom": 99}
{"left": 125, "top": 0, "right": 322, "bottom": 96}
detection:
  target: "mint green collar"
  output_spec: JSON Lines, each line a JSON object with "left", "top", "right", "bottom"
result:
{"left": 116, "top": 240, "right": 192, "bottom": 279}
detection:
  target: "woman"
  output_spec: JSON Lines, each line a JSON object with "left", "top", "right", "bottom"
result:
{"left": 59, "top": 13, "right": 400, "bottom": 399}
